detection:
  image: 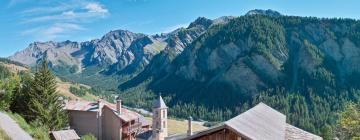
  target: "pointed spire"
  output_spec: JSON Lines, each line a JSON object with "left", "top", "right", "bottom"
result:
{"left": 115, "top": 95, "right": 121, "bottom": 101}
{"left": 153, "top": 95, "right": 167, "bottom": 108}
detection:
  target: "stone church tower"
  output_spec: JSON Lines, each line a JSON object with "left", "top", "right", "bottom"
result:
{"left": 152, "top": 96, "right": 168, "bottom": 140}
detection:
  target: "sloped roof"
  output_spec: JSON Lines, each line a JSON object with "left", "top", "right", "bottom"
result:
{"left": 153, "top": 96, "right": 167, "bottom": 108}
{"left": 179, "top": 124, "right": 227, "bottom": 140}
{"left": 225, "top": 102, "right": 286, "bottom": 140}
{"left": 181, "top": 103, "right": 322, "bottom": 140}
{"left": 115, "top": 96, "right": 121, "bottom": 101}
{"left": 139, "top": 115, "right": 152, "bottom": 126}
{"left": 64, "top": 100, "right": 99, "bottom": 111}
{"left": 64, "top": 100, "right": 144, "bottom": 123}
{"left": 285, "top": 124, "right": 322, "bottom": 140}
{"left": 50, "top": 129, "right": 80, "bottom": 140}
{"left": 103, "top": 105, "right": 139, "bottom": 122}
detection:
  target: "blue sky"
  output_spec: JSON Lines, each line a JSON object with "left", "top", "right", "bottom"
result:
{"left": 0, "top": 0, "right": 360, "bottom": 57}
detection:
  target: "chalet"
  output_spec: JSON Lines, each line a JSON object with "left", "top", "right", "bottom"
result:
{"left": 65, "top": 97, "right": 151, "bottom": 140}
{"left": 165, "top": 102, "right": 323, "bottom": 140}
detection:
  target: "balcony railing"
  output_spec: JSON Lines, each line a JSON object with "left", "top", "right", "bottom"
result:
{"left": 123, "top": 122, "right": 142, "bottom": 134}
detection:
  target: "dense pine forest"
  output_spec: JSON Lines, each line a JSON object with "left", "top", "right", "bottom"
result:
{"left": 117, "top": 15, "right": 360, "bottom": 138}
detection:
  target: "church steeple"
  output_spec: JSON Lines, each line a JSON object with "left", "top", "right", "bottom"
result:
{"left": 152, "top": 95, "right": 168, "bottom": 140}
{"left": 153, "top": 95, "right": 167, "bottom": 109}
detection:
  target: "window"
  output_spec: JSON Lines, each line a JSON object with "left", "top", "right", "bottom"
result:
{"left": 163, "top": 110, "right": 165, "bottom": 118}
{"left": 163, "top": 121, "right": 166, "bottom": 128}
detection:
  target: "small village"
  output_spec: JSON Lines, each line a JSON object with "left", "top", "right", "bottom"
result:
{"left": 3, "top": 1, "right": 360, "bottom": 140}
{"left": 48, "top": 96, "right": 323, "bottom": 140}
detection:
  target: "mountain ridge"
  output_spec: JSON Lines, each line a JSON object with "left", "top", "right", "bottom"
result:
{"left": 9, "top": 16, "right": 235, "bottom": 89}
{"left": 9, "top": 10, "right": 360, "bottom": 134}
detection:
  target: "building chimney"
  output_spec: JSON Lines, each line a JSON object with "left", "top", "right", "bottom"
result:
{"left": 187, "top": 116, "right": 193, "bottom": 136}
{"left": 97, "top": 99, "right": 103, "bottom": 140}
{"left": 116, "top": 96, "right": 122, "bottom": 115}
{"left": 97, "top": 99, "right": 103, "bottom": 114}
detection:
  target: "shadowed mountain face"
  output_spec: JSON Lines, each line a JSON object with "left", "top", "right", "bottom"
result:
{"left": 121, "top": 14, "right": 360, "bottom": 108}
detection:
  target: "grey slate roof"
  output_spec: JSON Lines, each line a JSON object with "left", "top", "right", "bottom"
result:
{"left": 285, "top": 124, "right": 322, "bottom": 140}
{"left": 181, "top": 124, "right": 227, "bottom": 140}
{"left": 225, "top": 102, "right": 286, "bottom": 140}
{"left": 153, "top": 96, "right": 167, "bottom": 108}
{"left": 115, "top": 95, "right": 121, "bottom": 101}
{"left": 178, "top": 102, "right": 322, "bottom": 140}
{"left": 65, "top": 100, "right": 143, "bottom": 122}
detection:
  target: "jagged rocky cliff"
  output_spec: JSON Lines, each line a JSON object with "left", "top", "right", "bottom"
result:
{"left": 9, "top": 16, "right": 233, "bottom": 87}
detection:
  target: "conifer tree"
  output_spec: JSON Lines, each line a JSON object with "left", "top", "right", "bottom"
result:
{"left": 28, "top": 55, "right": 68, "bottom": 130}
{"left": 10, "top": 73, "right": 33, "bottom": 119}
{"left": 0, "top": 74, "right": 20, "bottom": 111}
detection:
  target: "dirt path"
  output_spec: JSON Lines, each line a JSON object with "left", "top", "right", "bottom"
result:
{"left": 0, "top": 112, "right": 33, "bottom": 140}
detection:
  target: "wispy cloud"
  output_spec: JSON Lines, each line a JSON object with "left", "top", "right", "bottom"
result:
{"left": 20, "top": 3, "right": 73, "bottom": 15}
{"left": 85, "top": 3, "right": 108, "bottom": 13}
{"left": 21, "top": 2, "right": 109, "bottom": 23}
{"left": 21, "top": 23, "right": 86, "bottom": 41}
{"left": 17, "top": 0, "right": 109, "bottom": 41}
{"left": 23, "top": 10, "right": 108, "bottom": 23}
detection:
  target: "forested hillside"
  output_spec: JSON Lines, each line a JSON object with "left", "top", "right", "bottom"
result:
{"left": 119, "top": 13, "right": 360, "bottom": 135}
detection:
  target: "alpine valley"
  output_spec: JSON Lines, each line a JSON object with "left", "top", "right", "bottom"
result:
{"left": 9, "top": 9, "right": 360, "bottom": 135}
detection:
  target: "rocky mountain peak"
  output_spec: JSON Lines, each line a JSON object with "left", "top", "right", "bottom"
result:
{"left": 187, "top": 17, "right": 213, "bottom": 29}
{"left": 246, "top": 9, "right": 282, "bottom": 17}
{"left": 101, "top": 29, "right": 144, "bottom": 41}
{"left": 212, "top": 16, "right": 237, "bottom": 25}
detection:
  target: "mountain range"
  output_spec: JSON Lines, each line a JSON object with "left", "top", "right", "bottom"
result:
{"left": 9, "top": 9, "right": 360, "bottom": 133}
{"left": 9, "top": 15, "right": 235, "bottom": 88}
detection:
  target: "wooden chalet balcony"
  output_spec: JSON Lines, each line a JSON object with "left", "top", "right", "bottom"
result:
{"left": 123, "top": 122, "right": 142, "bottom": 134}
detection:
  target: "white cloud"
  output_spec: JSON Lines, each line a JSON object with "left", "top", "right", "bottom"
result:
{"left": 18, "top": 1, "right": 109, "bottom": 41}
{"left": 43, "top": 23, "right": 85, "bottom": 36}
{"left": 85, "top": 3, "right": 108, "bottom": 14}
{"left": 23, "top": 11, "right": 108, "bottom": 23}
{"left": 20, "top": 4, "right": 73, "bottom": 15}
{"left": 19, "top": 0, "right": 109, "bottom": 23}
{"left": 21, "top": 23, "right": 86, "bottom": 41}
